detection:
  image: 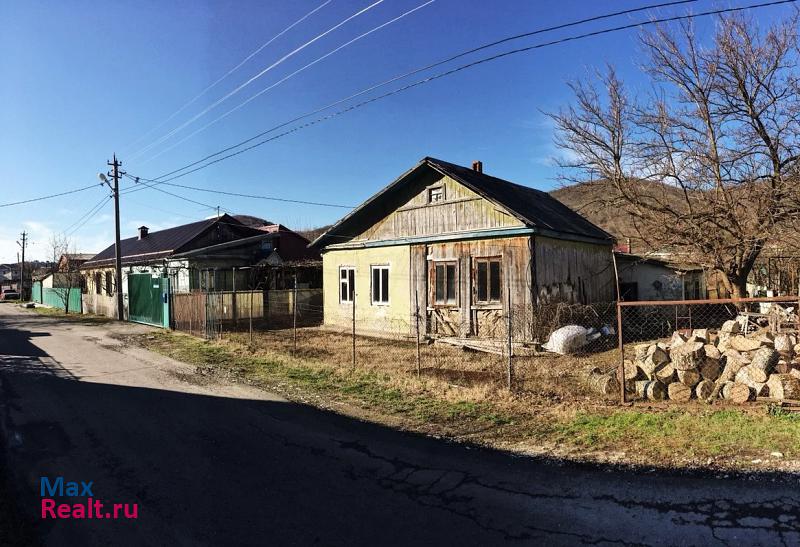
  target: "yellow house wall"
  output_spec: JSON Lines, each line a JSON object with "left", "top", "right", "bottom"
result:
{"left": 323, "top": 246, "right": 412, "bottom": 336}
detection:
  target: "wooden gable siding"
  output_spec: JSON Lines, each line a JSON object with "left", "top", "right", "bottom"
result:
{"left": 179, "top": 222, "right": 251, "bottom": 253}
{"left": 353, "top": 174, "right": 524, "bottom": 243}
{"left": 534, "top": 236, "right": 614, "bottom": 304}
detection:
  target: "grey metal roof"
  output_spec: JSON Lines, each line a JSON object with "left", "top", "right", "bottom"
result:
{"left": 311, "top": 157, "right": 614, "bottom": 248}
{"left": 82, "top": 214, "right": 254, "bottom": 267}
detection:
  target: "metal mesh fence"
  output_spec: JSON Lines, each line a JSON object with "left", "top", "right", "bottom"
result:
{"left": 169, "top": 286, "right": 622, "bottom": 399}
{"left": 618, "top": 297, "right": 800, "bottom": 404}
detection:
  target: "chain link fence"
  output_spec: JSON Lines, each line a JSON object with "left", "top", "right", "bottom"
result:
{"left": 168, "top": 283, "right": 621, "bottom": 400}
{"left": 617, "top": 296, "right": 800, "bottom": 404}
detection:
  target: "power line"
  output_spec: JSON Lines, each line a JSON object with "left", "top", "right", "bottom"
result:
{"left": 124, "top": 173, "right": 353, "bottom": 209}
{"left": 128, "top": 0, "right": 387, "bottom": 161}
{"left": 122, "top": 194, "right": 210, "bottom": 221}
{"left": 122, "top": 0, "right": 333, "bottom": 156}
{"left": 0, "top": 183, "right": 102, "bottom": 208}
{"left": 141, "top": 0, "right": 798, "bottom": 187}
{"left": 123, "top": 175, "right": 220, "bottom": 211}
{"left": 138, "top": 0, "right": 436, "bottom": 165}
{"left": 62, "top": 194, "right": 112, "bottom": 236}
{"left": 65, "top": 196, "right": 113, "bottom": 237}
{"left": 141, "top": 0, "right": 708, "bottom": 182}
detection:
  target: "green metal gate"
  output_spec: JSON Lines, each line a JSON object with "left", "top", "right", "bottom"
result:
{"left": 128, "top": 273, "right": 170, "bottom": 328}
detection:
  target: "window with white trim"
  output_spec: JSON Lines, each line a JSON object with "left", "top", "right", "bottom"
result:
{"left": 339, "top": 267, "right": 355, "bottom": 303}
{"left": 371, "top": 265, "right": 389, "bottom": 305}
{"left": 428, "top": 187, "right": 444, "bottom": 203}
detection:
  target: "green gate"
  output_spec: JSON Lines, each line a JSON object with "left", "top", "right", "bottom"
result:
{"left": 128, "top": 273, "right": 170, "bottom": 328}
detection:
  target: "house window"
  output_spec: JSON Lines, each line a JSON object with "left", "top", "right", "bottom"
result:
{"left": 339, "top": 267, "right": 355, "bottom": 303}
{"left": 105, "top": 272, "right": 114, "bottom": 295}
{"left": 433, "top": 262, "right": 457, "bottom": 305}
{"left": 428, "top": 187, "right": 444, "bottom": 203}
{"left": 475, "top": 258, "right": 501, "bottom": 303}
{"left": 94, "top": 273, "right": 102, "bottom": 295}
{"left": 371, "top": 265, "right": 389, "bottom": 305}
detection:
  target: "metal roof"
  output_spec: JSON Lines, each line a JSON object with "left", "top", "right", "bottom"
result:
{"left": 311, "top": 157, "right": 614, "bottom": 248}
{"left": 81, "top": 214, "right": 254, "bottom": 268}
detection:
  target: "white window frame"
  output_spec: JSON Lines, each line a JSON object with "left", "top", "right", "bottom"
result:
{"left": 370, "top": 265, "right": 390, "bottom": 305}
{"left": 428, "top": 186, "right": 444, "bottom": 203}
{"left": 339, "top": 266, "right": 355, "bottom": 304}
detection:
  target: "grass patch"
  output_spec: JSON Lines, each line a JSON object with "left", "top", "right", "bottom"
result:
{"left": 130, "top": 330, "right": 800, "bottom": 469}
{"left": 137, "top": 331, "right": 511, "bottom": 428}
{"left": 27, "top": 306, "right": 112, "bottom": 324}
{"left": 550, "top": 409, "right": 800, "bottom": 460}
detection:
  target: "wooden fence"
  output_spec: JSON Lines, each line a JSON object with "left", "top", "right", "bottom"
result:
{"left": 171, "top": 289, "right": 322, "bottom": 336}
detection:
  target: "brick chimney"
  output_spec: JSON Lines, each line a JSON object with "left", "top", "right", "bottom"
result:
{"left": 138, "top": 226, "right": 149, "bottom": 240}
{"left": 472, "top": 160, "right": 483, "bottom": 173}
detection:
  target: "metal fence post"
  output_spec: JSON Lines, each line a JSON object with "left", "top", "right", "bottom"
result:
{"left": 352, "top": 292, "right": 356, "bottom": 367}
{"left": 415, "top": 291, "right": 421, "bottom": 378}
{"left": 249, "top": 288, "right": 253, "bottom": 345}
{"left": 617, "top": 302, "right": 626, "bottom": 404}
{"left": 507, "top": 286, "right": 513, "bottom": 391}
{"left": 232, "top": 266, "right": 237, "bottom": 329}
{"left": 293, "top": 274, "right": 298, "bottom": 355}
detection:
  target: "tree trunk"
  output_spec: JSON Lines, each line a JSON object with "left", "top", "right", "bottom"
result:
{"left": 729, "top": 274, "right": 748, "bottom": 300}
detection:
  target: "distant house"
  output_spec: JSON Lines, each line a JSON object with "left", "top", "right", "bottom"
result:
{"left": 615, "top": 252, "right": 705, "bottom": 301}
{"left": 311, "top": 157, "right": 615, "bottom": 339}
{"left": 0, "top": 264, "right": 18, "bottom": 291}
{"left": 80, "top": 214, "right": 319, "bottom": 318}
{"left": 57, "top": 253, "right": 94, "bottom": 273}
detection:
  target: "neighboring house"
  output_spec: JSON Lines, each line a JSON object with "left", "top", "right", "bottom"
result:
{"left": 311, "top": 157, "right": 615, "bottom": 339}
{"left": 57, "top": 253, "right": 94, "bottom": 273}
{"left": 250, "top": 223, "right": 321, "bottom": 290}
{"left": 0, "top": 265, "right": 18, "bottom": 292}
{"left": 615, "top": 252, "right": 706, "bottom": 301}
{"left": 34, "top": 253, "right": 93, "bottom": 291}
{"left": 79, "top": 214, "right": 319, "bottom": 318}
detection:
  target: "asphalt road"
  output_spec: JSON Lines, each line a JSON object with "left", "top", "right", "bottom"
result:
{"left": 1, "top": 304, "right": 798, "bottom": 546}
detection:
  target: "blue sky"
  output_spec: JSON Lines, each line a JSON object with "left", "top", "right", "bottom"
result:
{"left": 0, "top": 0, "right": 795, "bottom": 262}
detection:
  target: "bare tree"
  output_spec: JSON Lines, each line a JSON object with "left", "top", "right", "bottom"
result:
{"left": 48, "top": 234, "right": 83, "bottom": 314}
{"left": 550, "top": 13, "right": 800, "bottom": 298}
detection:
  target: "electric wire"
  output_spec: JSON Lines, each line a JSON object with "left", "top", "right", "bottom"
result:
{"left": 128, "top": 0, "right": 386, "bottom": 161}
{"left": 65, "top": 196, "right": 113, "bottom": 237}
{"left": 122, "top": 0, "right": 333, "bottom": 155}
{"left": 61, "top": 194, "right": 112, "bottom": 236}
{"left": 0, "top": 184, "right": 102, "bottom": 208}
{"left": 138, "top": 0, "right": 436, "bottom": 165}
{"left": 140, "top": 0, "right": 710, "bottom": 182}
{"left": 140, "top": 0, "right": 798, "bottom": 187}
{"left": 122, "top": 173, "right": 352, "bottom": 209}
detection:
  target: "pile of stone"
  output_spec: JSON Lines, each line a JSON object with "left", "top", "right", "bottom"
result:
{"left": 586, "top": 319, "right": 800, "bottom": 403}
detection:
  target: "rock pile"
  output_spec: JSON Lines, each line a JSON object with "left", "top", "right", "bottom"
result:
{"left": 621, "top": 320, "right": 800, "bottom": 403}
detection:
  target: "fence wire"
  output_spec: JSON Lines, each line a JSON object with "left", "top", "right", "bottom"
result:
{"left": 169, "top": 287, "right": 624, "bottom": 399}
{"left": 618, "top": 296, "right": 800, "bottom": 404}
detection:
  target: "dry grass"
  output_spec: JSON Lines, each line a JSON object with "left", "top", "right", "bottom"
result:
{"left": 28, "top": 305, "right": 112, "bottom": 324}
{"left": 221, "top": 326, "right": 615, "bottom": 407}
{"left": 126, "top": 326, "right": 800, "bottom": 471}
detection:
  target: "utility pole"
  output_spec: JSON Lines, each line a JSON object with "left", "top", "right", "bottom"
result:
{"left": 17, "top": 232, "right": 27, "bottom": 300}
{"left": 105, "top": 155, "right": 125, "bottom": 321}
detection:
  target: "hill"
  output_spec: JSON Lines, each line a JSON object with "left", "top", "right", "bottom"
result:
{"left": 549, "top": 183, "right": 653, "bottom": 253}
